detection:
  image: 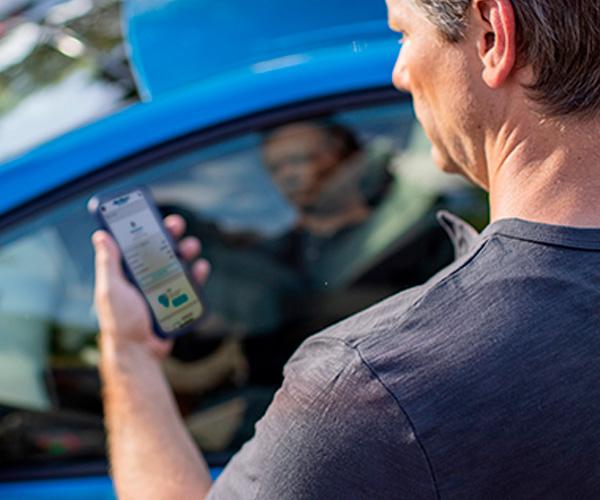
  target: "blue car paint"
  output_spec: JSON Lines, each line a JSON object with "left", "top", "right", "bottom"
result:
{"left": 0, "top": 469, "right": 224, "bottom": 499}
{"left": 124, "top": 0, "right": 393, "bottom": 100}
{"left": 0, "top": 477, "right": 117, "bottom": 500}
{"left": 0, "top": 39, "right": 398, "bottom": 216}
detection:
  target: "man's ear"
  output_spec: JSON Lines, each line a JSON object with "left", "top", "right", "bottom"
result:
{"left": 473, "top": 0, "right": 517, "bottom": 88}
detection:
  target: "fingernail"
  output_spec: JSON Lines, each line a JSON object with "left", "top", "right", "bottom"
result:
{"left": 92, "top": 232, "right": 104, "bottom": 248}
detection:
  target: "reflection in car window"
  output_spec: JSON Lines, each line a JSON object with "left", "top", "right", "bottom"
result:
{"left": 0, "top": 100, "right": 487, "bottom": 470}
{"left": 0, "top": 0, "right": 136, "bottom": 162}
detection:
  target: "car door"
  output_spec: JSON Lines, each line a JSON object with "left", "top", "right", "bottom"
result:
{"left": 0, "top": 88, "right": 487, "bottom": 498}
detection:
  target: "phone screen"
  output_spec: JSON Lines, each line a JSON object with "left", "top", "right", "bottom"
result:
{"left": 100, "top": 190, "right": 203, "bottom": 334}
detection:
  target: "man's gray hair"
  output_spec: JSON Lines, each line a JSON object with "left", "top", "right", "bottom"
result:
{"left": 413, "top": 0, "right": 600, "bottom": 118}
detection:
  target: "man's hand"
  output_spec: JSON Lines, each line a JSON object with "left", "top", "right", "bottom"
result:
{"left": 92, "top": 214, "right": 210, "bottom": 359}
{"left": 92, "top": 214, "right": 214, "bottom": 500}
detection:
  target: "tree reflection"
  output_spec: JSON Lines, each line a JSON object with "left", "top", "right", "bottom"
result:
{"left": 0, "top": 0, "right": 137, "bottom": 161}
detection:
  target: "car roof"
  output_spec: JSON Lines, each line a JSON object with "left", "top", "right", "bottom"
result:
{"left": 0, "top": 0, "right": 398, "bottom": 217}
{"left": 125, "top": 0, "right": 394, "bottom": 100}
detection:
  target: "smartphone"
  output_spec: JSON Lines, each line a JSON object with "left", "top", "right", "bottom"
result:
{"left": 88, "top": 187, "right": 206, "bottom": 338}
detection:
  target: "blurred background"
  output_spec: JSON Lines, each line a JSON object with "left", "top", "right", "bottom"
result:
{"left": 0, "top": 0, "right": 137, "bottom": 162}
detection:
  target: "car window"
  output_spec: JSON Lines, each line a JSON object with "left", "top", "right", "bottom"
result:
{"left": 0, "top": 99, "right": 487, "bottom": 472}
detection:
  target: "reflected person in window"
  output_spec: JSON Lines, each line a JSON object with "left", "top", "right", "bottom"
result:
{"left": 261, "top": 121, "right": 394, "bottom": 279}
{"left": 263, "top": 122, "right": 372, "bottom": 238}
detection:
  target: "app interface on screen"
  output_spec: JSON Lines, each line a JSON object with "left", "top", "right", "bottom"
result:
{"left": 101, "top": 191, "right": 203, "bottom": 333}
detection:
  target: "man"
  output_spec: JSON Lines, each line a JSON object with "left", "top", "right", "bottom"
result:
{"left": 93, "top": 0, "right": 600, "bottom": 497}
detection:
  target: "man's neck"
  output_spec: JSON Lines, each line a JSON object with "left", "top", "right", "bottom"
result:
{"left": 486, "top": 115, "right": 600, "bottom": 228}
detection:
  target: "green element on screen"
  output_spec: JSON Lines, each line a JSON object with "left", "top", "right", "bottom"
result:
{"left": 173, "top": 294, "right": 189, "bottom": 307}
{"left": 158, "top": 294, "right": 170, "bottom": 308}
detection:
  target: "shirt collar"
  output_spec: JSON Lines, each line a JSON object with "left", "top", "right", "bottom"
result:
{"left": 482, "top": 217, "right": 600, "bottom": 251}
{"left": 436, "top": 210, "right": 481, "bottom": 259}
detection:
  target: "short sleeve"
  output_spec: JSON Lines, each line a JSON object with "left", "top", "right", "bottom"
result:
{"left": 207, "top": 336, "right": 437, "bottom": 499}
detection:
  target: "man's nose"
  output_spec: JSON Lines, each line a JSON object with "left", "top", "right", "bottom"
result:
{"left": 392, "top": 50, "right": 410, "bottom": 92}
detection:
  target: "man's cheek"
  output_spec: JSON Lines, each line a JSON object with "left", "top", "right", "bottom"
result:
{"left": 412, "top": 101, "right": 435, "bottom": 138}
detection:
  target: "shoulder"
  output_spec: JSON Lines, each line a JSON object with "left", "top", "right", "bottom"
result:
{"left": 313, "top": 226, "right": 557, "bottom": 352}
{"left": 210, "top": 336, "right": 438, "bottom": 500}
{"left": 311, "top": 231, "right": 496, "bottom": 351}
{"left": 304, "top": 232, "right": 537, "bottom": 403}
{"left": 281, "top": 336, "right": 412, "bottom": 438}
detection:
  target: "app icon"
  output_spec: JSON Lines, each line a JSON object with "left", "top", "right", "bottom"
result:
{"left": 172, "top": 294, "right": 189, "bottom": 308}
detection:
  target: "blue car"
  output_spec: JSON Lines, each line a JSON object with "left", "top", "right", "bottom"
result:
{"left": 0, "top": 1, "right": 486, "bottom": 497}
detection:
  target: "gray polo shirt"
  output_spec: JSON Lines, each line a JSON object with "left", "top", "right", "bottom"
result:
{"left": 208, "top": 214, "right": 600, "bottom": 499}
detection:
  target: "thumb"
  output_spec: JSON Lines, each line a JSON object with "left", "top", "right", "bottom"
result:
{"left": 92, "top": 230, "right": 124, "bottom": 292}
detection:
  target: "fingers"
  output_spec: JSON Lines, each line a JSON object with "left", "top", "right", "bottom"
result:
{"left": 163, "top": 214, "right": 204, "bottom": 264}
{"left": 164, "top": 214, "right": 186, "bottom": 240}
{"left": 192, "top": 259, "right": 211, "bottom": 285}
{"left": 149, "top": 336, "right": 174, "bottom": 358}
{"left": 92, "top": 230, "right": 124, "bottom": 294}
{"left": 178, "top": 236, "right": 201, "bottom": 261}
{"left": 179, "top": 235, "right": 209, "bottom": 286}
